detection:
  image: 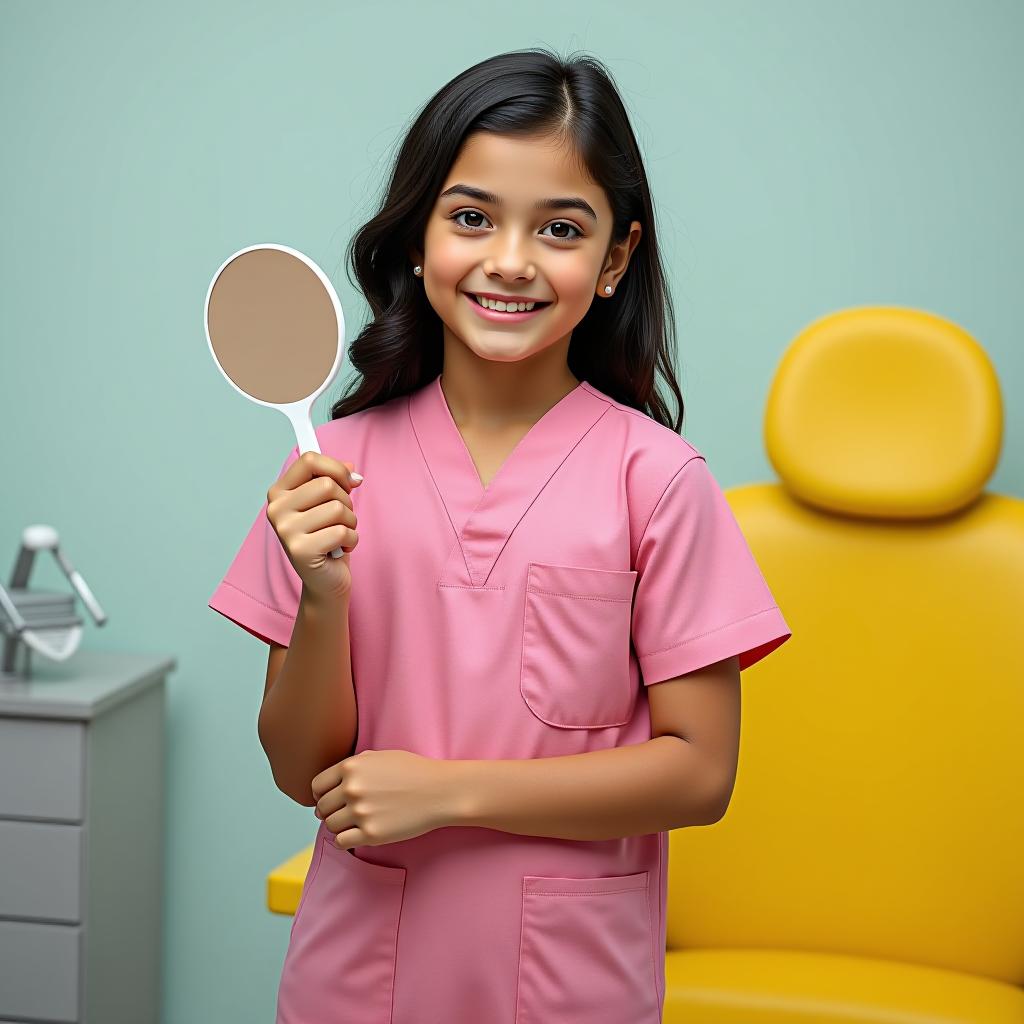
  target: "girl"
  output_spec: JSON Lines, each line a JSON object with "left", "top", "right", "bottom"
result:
{"left": 209, "top": 47, "right": 791, "bottom": 1024}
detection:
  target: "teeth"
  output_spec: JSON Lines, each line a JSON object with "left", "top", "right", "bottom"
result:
{"left": 474, "top": 294, "right": 539, "bottom": 312}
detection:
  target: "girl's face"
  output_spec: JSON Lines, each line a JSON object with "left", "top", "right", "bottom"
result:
{"left": 415, "top": 131, "right": 641, "bottom": 368}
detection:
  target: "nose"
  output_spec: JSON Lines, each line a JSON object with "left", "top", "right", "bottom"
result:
{"left": 482, "top": 230, "right": 536, "bottom": 283}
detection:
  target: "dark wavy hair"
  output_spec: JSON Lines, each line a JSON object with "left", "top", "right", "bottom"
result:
{"left": 330, "top": 47, "right": 684, "bottom": 432}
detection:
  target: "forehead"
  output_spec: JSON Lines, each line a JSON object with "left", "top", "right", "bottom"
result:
{"left": 439, "top": 132, "right": 607, "bottom": 213}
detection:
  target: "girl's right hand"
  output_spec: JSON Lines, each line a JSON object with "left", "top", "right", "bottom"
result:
{"left": 266, "top": 451, "right": 363, "bottom": 602}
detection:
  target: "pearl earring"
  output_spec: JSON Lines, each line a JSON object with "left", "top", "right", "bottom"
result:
{"left": 413, "top": 265, "right": 422, "bottom": 276}
{"left": 604, "top": 284, "right": 612, "bottom": 295}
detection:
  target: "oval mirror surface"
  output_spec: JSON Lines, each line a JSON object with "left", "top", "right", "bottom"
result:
{"left": 207, "top": 246, "right": 339, "bottom": 405}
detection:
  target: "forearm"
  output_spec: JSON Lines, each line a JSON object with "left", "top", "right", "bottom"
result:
{"left": 258, "top": 588, "right": 357, "bottom": 806}
{"left": 446, "top": 735, "right": 724, "bottom": 841}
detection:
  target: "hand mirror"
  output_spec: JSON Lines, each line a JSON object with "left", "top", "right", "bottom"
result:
{"left": 205, "top": 242, "right": 347, "bottom": 558}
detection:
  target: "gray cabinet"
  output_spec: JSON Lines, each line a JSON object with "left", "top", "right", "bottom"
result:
{"left": 0, "top": 650, "right": 174, "bottom": 1023}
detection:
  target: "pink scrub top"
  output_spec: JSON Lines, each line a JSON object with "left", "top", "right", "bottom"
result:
{"left": 208, "top": 372, "right": 791, "bottom": 1024}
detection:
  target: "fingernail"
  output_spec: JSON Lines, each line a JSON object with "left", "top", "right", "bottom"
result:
{"left": 351, "top": 472, "right": 363, "bottom": 483}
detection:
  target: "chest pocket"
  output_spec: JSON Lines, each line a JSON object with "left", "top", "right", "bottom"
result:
{"left": 520, "top": 561, "right": 639, "bottom": 729}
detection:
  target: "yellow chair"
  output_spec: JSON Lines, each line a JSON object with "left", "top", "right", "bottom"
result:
{"left": 268, "top": 306, "right": 1024, "bottom": 1022}
{"left": 663, "top": 306, "right": 1024, "bottom": 1023}
{"left": 267, "top": 845, "right": 311, "bottom": 917}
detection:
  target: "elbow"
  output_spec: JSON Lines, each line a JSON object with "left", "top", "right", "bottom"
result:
{"left": 258, "top": 717, "right": 353, "bottom": 808}
{"left": 667, "top": 775, "right": 733, "bottom": 830}
{"left": 284, "top": 786, "right": 317, "bottom": 808}
{"left": 269, "top": 764, "right": 316, "bottom": 807}
{"left": 702, "top": 791, "right": 731, "bottom": 825}
{"left": 258, "top": 722, "right": 315, "bottom": 807}
{"left": 701, "top": 773, "right": 735, "bottom": 825}
{"left": 256, "top": 708, "right": 276, "bottom": 763}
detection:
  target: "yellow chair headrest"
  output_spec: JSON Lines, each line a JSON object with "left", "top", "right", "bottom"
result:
{"left": 764, "top": 306, "right": 1002, "bottom": 519}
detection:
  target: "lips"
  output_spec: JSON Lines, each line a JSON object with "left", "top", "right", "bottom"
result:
{"left": 464, "top": 292, "right": 550, "bottom": 322}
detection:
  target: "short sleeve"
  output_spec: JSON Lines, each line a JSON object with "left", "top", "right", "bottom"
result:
{"left": 207, "top": 446, "right": 304, "bottom": 647}
{"left": 631, "top": 455, "right": 792, "bottom": 684}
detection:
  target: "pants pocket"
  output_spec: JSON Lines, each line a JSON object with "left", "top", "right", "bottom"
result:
{"left": 514, "top": 871, "right": 661, "bottom": 1024}
{"left": 520, "top": 562, "right": 638, "bottom": 729}
{"left": 276, "top": 833, "right": 407, "bottom": 1023}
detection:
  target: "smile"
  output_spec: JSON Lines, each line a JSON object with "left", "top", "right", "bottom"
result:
{"left": 465, "top": 293, "right": 551, "bottom": 323}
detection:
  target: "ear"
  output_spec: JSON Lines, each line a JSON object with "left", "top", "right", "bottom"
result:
{"left": 602, "top": 221, "right": 643, "bottom": 282}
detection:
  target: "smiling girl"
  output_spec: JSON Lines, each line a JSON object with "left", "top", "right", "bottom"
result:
{"left": 209, "top": 47, "right": 791, "bottom": 1024}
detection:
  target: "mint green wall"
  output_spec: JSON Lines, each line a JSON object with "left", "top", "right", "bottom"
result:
{"left": 2, "top": 2, "right": 1020, "bottom": 1020}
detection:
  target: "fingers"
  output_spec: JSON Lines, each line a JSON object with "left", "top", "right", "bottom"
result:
{"left": 290, "top": 476, "right": 358, "bottom": 516}
{"left": 284, "top": 498, "right": 356, "bottom": 545}
{"left": 291, "top": 450, "right": 362, "bottom": 491}
{"left": 313, "top": 789, "right": 346, "bottom": 819}
{"left": 269, "top": 451, "right": 363, "bottom": 507}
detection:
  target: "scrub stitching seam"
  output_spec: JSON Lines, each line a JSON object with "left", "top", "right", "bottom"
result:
{"left": 637, "top": 606, "right": 779, "bottom": 658}
{"left": 220, "top": 579, "right": 290, "bottom": 618}
{"left": 289, "top": 834, "right": 327, "bottom": 938}
{"left": 527, "top": 588, "right": 630, "bottom": 602}
{"left": 388, "top": 877, "right": 407, "bottom": 1024}
{"left": 521, "top": 885, "right": 644, "bottom": 896}
{"left": 513, "top": 880, "right": 528, "bottom": 1024}
{"left": 581, "top": 382, "right": 703, "bottom": 466}
{"left": 635, "top": 456, "right": 704, "bottom": 555}
{"left": 643, "top": 879, "right": 661, "bottom": 1020}
{"left": 437, "top": 582, "right": 505, "bottom": 591}
{"left": 656, "top": 834, "right": 666, "bottom": 1009}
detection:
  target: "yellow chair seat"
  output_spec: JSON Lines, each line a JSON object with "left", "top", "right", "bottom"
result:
{"left": 266, "top": 843, "right": 314, "bottom": 916}
{"left": 664, "top": 949, "right": 1024, "bottom": 1023}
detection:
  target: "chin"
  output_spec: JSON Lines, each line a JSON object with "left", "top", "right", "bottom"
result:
{"left": 465, "top": 341, "right": 539, "bottom": 362}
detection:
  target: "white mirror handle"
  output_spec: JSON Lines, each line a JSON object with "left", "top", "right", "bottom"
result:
{"left": 279, "top": 398, "right": 347, "bottom": 560}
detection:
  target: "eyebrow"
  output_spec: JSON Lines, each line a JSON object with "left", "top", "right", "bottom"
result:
{"left": 438, "top": 183, "right": 598, "bottom": 222}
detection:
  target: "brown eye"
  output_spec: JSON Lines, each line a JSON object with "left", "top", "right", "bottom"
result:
{"left": 540, "top": 221, "right": 583, "bottom": 241}
{"left": 451, "top": 210, "right": 489, "bottom": 230}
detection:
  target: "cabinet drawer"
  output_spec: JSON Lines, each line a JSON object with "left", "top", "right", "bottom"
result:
{"left": 0, "top": 717, "right": 84, "bottom": 820}
{"left": 0, "top": 919, "right": 80, "bottom": 1021}
{"left": 0, "top": 820, "right": 82, "bottom": 921}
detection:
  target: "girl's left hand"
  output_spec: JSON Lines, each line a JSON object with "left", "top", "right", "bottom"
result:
{"left": 311, "top": 749, "right": 460, "bottom": 850}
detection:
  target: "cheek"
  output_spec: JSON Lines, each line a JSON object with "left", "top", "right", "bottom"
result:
{"left": 423, "top": 232, "right": 471, "bottom": 288}
{"left": 548, "top": 262, "right": 598, "bottom": 305}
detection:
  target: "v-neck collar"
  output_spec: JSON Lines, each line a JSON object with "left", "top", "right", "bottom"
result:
{"left": 408, "top": 372, "right": 612, "bottom": 588}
